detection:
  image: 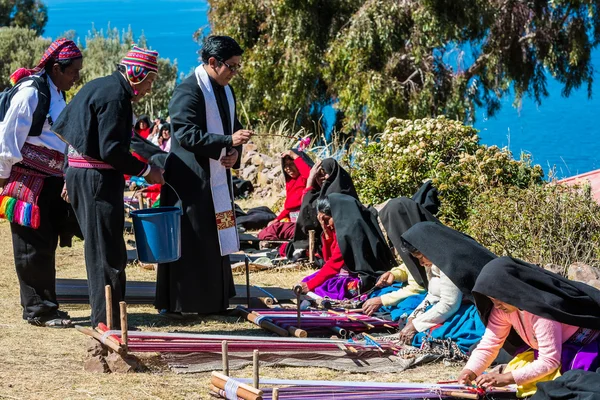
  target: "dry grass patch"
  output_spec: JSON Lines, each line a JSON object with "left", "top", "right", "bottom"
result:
{"left": 0, "top": 219, "right": 460, "bottom": 399}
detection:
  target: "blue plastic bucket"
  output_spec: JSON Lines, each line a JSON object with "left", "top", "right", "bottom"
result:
{"left": 130, "top": 206, "right": 182, "bottom": 263}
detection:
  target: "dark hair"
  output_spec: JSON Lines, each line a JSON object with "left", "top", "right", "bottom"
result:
{"left": 316, "top": 196, "right": 332, "bottom": 217}
{"left": 160, "top": 122, "right": 170, "bottom": 132}
{"left": 201, "top": 36, "right": 244, "bottom": 64}
{"left": 400, "top": 238, "right": 418, "bottom": 254}
{"left": 44, "top": 57, "right": 82, "bottom": 73}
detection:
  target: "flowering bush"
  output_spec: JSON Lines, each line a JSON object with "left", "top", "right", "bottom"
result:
{"left": 348, "top": 116, "right": 544, "bottom": 228}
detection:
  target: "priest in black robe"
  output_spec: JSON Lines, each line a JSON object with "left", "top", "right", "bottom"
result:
{"left": 155, "top": 36, "right": 252, "bottom": 316}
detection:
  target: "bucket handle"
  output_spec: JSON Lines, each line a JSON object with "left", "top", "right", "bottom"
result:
{"left": 163, "top": 181, "right": 183, "bottom": 212}
{"left": 124, "top": 181, "right": 182, "bottom": 212}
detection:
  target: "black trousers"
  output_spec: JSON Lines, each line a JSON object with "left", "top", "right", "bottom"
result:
{"left": 11, "top": 176, "right": 68, "bottom": 320}
{"left": 66, "top": 168, "right": 127, "bottom": 328}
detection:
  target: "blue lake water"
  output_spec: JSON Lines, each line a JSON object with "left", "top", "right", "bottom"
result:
{"left": 42, "top": 0, "right": 599, "bottom": 178}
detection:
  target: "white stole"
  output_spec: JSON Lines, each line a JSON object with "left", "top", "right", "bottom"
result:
{"left": 195, "top": 65, "right": 239, "bottom": 256}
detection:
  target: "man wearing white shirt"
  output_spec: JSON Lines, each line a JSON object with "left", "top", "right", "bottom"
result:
{"left": 0, "top": 38, "right": 83, "bottom": 328}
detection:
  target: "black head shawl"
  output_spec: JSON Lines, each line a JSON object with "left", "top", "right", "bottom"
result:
{"left": 401, "top": 221, "right": 497, "bottom": 302}
{"left": 286, "top": 158, "right": 359, "bottom": 258}
{"left": 135, "top": 114, "right": 152, "bottom": 131}
{"left": 280, "top": 149, "right": 314, "bottom": 181}
{"left": 473, "top": 257, "right": 600, "bottom": 330}
{"left": 329, "top": 193, "right": 396, "bottom": 290}
{"left": 410, "top": 180, "right": 440, "bottom": 216}
{"left": 380, "top": 197, "right": 440, "bottom": 288}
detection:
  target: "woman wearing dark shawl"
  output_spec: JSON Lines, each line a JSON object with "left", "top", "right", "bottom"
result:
{"left": 459, "top": 257, "right": 600, "bottom": 396}
{"left": 257, "top": 149, "right": 313, "bottom": 241}
{"left": 285, "top": 158, "right": 358, "bottom": 260}
{"left": 296, "top": 193, "right": 396, "bottom": 299}
{"left": 394, "top": 221, "right": 500, "bottom": 353}
{"left": 362, "top": 196, "right": 438, "bottom": 315}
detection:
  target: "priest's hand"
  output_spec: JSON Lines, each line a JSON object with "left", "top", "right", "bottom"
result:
{"left": 221, "top": 148, "right": 239, "bottom": 168}
{"left": 398, "top": 318, "right": 418, "bottom": 344}
{"left": 232, "top": 129, "right": 253, "bottom": 146}
{"left": 145, "top": 165, "right": 165, "bottom": 185}
{"left": 61, "top": 182, "right": 70, "bottom": 203}
{"left": 474, "top": 372, "right": 514, "bottom": 388}
{"left": 458, "top": 369, "right": 477, "bottom": 385}
{"left": 362, "top": 297, "right": 383, "bottom": 316}
{"left": 376, "top": 271, "right": 395, "bottom": 288}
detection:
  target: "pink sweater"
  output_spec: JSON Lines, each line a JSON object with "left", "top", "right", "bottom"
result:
{"left": 465, "top": 308, "right": 579, "bottom": 385}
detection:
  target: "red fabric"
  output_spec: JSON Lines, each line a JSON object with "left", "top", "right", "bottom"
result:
{"left": 305, "top": 231, "right": 345, "bottom": 291}
{"left": 258, "top": 221, "right": 296, "bottom": 241}
{"left": 278, "top": 157, "right": 311, "bottom": 221}
{"left": 143, "top": 184, "right": 162, "bottom": 202}
{"left": 137, "top": 128, "right": 151, "bottom": 140}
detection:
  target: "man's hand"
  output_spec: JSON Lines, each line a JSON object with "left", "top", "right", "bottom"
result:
{"left": 220, "top": 148, "right": 239, "bottom": 169}
{"left": 376, "top": 271, "right": 395, "bottom": 288}
{"left": 458, "top": 369, "right": 477, "bottom": 385}
{"left": 281, "top": 150, "right": 298, "bottom": 159}
{"left": 362, "top": 297, "right": 383, "bottom": 316}
{"left": 144, "top": 165, "right": 165, "bottom": 185}
{"left": 474, "top": 372, "right": 515, "bottom": 389}
{"left": 231, "top": 129, "right": 253, "bottom": 146}
{"left": 61, "top": 182, "right": 69, "bottom": 203}
{"left": 306, "top": 160, "right": 322, "bottom": 189}
{"left": 0, "top": 177, "right": 7, "bottom": 190}
{"left": 398, "top": 318, "right": 418, "bottom": 344}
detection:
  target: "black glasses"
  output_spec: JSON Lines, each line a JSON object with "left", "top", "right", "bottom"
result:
{"left": 220, "top": 61, "right": 242, "bottom": 73}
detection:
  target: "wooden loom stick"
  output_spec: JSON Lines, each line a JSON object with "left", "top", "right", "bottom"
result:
{"left": 105, "top": 285, "right": 112, "bottom": 330}
{"left": 222, "top": 340, "right": 229, "bottom": 376}
{"left": 210, "top": 384, "right": 244, "bottom": 400}
{"left": 272, "top": 388, "right": 279, "bottom": 400}
{"left": 446, "top": 391, "right": 478, "bottom": 400}
{"left": 253, "top": 350, "right": 259, "bottom": 388}
{"left": 120, "top": 301, "right": 128, "bottom": 351}
{"left": 258, "top": 297, "right": 274, "bottom": 307}
{"left": 287, "top": 325, "right": 307, "bottom": 338}
{"left": 240, "top": 308, "right": 289, "bottom": 337}
{"left": 95, "top": 323, "right": 122, "bottom": 349}
{"left": 75, "top": 325, "right": 124, "bottom": 355}
{"left": 327, "top": 309, "right": 375, "bottom": 329}
{"left": 211, "top": 371, "right": 263, "bottom": 400}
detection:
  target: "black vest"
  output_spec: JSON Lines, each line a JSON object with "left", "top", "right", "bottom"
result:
{"left": 0, "top": 74, "right": 61, "bottom": 137}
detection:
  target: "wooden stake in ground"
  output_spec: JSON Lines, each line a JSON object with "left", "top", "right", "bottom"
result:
{"left": 105, "top": 285, "right": 112, "bottom": 330}
{"left": 272, "top": 388, "right": 279, "bottom": 400}
{"left": 252, "top": 350, "right": 259, "bottom": 389}
{"left": 221, "top": 340, "right": 229, "bottom": 376}
{"left": 245, "top": 255, "right": 251, "bottom": 307}
{"left": 308, "top": 230, "right": 315, "bottom": 263}
{"left": 120, "top": 301, "right": 128, "bottom": 351}
{"left": 293, "top": 285, "right": 302, "bottom": 329}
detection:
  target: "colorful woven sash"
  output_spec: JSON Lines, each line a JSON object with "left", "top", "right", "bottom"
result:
{"left": 0, "top": 143, "right": 65, "bottom": 229}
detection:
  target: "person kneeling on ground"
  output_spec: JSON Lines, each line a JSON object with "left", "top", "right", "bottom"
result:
{"left": 295, "top": 194, "right": 396, "bottom": 300}
{"left": 458, "top": 257, "right": 600, "bottom": 397}
{"left": 258, "top": 149, "right": 312, "bottom": 241}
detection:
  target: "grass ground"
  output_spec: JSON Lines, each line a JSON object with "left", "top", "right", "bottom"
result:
{"left": 0, "top": 208, "right": 462, "bottom": 399}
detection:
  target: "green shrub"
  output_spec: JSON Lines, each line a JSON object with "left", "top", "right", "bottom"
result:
{"left": 348, "top": 116, "right": 544, "bottom": 228}
{"left": 468, "top": 183, "right": 600, "bottom": 269}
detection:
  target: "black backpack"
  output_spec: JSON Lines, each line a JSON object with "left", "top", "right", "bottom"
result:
{"left": 0, "top": 74, "right": 53, "bottom": 137}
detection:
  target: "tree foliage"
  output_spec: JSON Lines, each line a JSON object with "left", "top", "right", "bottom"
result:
{"left": 68, "top": 26, "right": 178, "bottom": 117}
{"left": 348, "top": 116, "right": 544, "bottom": 229}
{"left": 208, "top": 0, "right": 600, "bottom": 134}
{"left": 0, "top": 0, "right": 48, "bottom": 35}
{"left": 0, "top": 26, "right": 50, "bottom": 90}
